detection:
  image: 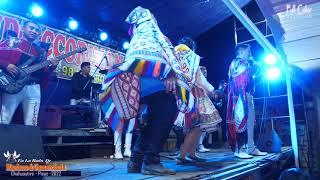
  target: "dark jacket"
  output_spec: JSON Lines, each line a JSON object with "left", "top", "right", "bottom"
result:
{"left": 70, "top": 71, "right": 92, "bottom": 99}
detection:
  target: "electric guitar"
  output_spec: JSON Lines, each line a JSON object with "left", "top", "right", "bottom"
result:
{"left": 0, "top": 47, "right": 87, "bottom": 94}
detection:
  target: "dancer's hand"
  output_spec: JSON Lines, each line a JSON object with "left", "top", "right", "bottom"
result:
{"left": 164, "top": 77, "right": 176, "bottom": 93}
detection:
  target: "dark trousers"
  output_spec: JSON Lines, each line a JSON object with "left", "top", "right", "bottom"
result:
{"left": 131, "top": 91, "right": 177, "bottom": 165}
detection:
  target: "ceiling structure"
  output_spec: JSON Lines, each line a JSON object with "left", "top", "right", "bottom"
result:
{"left": 3, "top": 0, "right": 251, "bottom": 43}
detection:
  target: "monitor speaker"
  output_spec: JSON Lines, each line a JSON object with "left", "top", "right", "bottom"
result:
{"left": 0, "top": 124, "right": 45, "bottom": 170}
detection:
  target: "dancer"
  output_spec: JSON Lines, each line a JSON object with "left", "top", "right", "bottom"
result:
{"left": 100, "top": 7, "right": 218, "bottom": 175}
{"left": 226, "top": 44, "right": 267, "bottom": 158}
{"left": 174, "top": 38, "right": 222, "bottom": 164}
{"left": 100, "top": 6, "right": 178, "bottom": 175}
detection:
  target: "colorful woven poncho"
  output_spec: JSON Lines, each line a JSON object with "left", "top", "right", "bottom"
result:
{"left": 99, "top": 6, "right": 213, "bottom": 131}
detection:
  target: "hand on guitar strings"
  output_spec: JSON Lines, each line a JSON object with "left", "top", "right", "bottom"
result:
{"left": 6, "top": 64, "right": 19, "bottom": 76}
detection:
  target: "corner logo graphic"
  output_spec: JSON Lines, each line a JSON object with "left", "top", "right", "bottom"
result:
{"left": 3, "top": 151, "right": 20, "bottom": 163}
{"left": 286, "top": 4, "right": 312, "bottom": 18}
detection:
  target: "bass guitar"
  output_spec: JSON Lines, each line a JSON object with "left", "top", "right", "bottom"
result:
{"left": 0, "top": 47, "right": 87, "bottom": 94}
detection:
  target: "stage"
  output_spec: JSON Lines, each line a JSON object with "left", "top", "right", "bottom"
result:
{"left": 44, "top": 147, "right": 293, "bottom": 180}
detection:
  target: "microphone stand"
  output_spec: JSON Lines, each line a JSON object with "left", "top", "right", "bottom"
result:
{"left": 83, "top": 52, "right": 107, "bottom": 106}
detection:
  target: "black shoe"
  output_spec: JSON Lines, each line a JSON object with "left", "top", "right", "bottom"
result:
{"left": 187, "top": 155, "right": 206, "bottom": 162}
{"left": 141, "top": 163, "right": 176, "bottom": 175}
{"left": 176, "top": 156, "right": 195, "bottom": 165}
{"left": 127, "top": 160, "right": 142, "bottom": 173}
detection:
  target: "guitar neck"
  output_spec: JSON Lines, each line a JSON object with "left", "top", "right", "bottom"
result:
{"left": 23, "top": 50, "right": 79, "bottom": 74}
{"left": 23, "top": 61, "right": 51, "bottom": 74}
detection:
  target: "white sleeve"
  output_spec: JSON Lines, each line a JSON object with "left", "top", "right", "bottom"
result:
{"left": 195, "top": 68, "right": 215, "bottom": 93}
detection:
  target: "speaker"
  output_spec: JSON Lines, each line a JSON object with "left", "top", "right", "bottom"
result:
{"left": 257, "top": 128, "right": 282, "bottom": 153}
{"left": 0, "top": 124, "right": 45, "bottom": 170}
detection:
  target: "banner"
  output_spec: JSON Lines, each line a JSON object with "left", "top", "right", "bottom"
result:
{"left": 0, "top": 11, "right": 126, "bottom": 84}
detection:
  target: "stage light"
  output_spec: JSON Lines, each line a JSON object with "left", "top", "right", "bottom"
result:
{"left": 30, "top": 3, "right": 43, "bottom": 17}
{"left": 266, "top": 67, "right": 281, "bottom": 81}
{"left": 68, "top": 19, "right": 78, "bottom": 30}
{"left": 99, "top": 32, "right": 108, "bottom": 41}
{"left": 123, "top": 41, "right": 129, "bottom": 50}
{"left": 264, "top": 54, "right": 276, "bottom": 65}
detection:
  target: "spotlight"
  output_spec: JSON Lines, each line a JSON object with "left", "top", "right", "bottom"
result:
{"left": 68, "top": 18, "right": 78, "bottom": 30}
{"left": 30, "top": 3, "right": 43, "bottom": 17}
{"left": 99, "top": 32, "right": 108, "bottom": 41}
{"left": 264, "top": 54, "right": 277, "bottom": 65}
{"left": 123, "top": 41, "right": 129, "bottom": 50}
{"left": 266, "top": 67, "right": 281, "bottom": 81}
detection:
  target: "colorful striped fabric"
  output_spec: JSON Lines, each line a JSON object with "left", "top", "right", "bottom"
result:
{"left": 175, "top": 84, "right": 195, "bottom": 114}
{"left": 176, "top": 85, "right": 189, "bottom": 105}
{"left": 128, "top": 59, "right": 171, "bottom": 79}
{"left": 99, "top": 86, "right": 120, "bottom": 130}
{"left": 99, "top": 72, "right": 140, "bottom": 131}
{"left": 106, "top": 107, "right": 120, "bottom": 131}
{"left": 103, "top": 69, "right": 122, "bottom": 86}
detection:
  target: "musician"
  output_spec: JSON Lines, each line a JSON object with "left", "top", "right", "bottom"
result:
{"left": 70, "top": 62, "right": 93, "bottom": 105}
{"left": 226, "top": 44, "right": 267, "bottom": 158}
{"left": 0, "top": 20, "right": 58, "bottom": 126}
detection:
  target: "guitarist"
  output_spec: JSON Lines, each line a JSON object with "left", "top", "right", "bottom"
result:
{"left": 0, "top": 20, "right": 58, "bottom": 126}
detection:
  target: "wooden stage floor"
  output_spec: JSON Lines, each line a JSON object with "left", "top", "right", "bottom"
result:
{"left": 44, "top": 147, "right": 293, "bottom": 180}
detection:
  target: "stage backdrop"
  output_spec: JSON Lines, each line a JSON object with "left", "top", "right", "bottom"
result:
{"left": 0, "top": 11, "right": 126, "bottom": 84}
